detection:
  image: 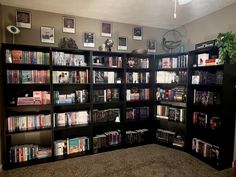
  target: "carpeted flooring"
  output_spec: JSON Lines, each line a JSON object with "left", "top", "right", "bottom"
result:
{"left": 0, "top": 144, "right": 234, "bottom": 177}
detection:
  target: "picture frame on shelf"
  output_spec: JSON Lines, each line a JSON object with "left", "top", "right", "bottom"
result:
{"left": 118, "top": 36, "right": 127, "bottom": 51}
{"left": 147, "top": 39, "right": 157, "bottom": 53}
{"left": 101, "top": 22, "right": 112, "bottom": 37}
{"left": 63, "top": 17, "right": 76, "bottom": 33}
{"left": 84, "top": 32, "right": 95, "bottom": 48}
{"left": 133, "top": 26, "right": 142, "bottom": 40}
{"left": 16, "top": 10, "right": 31, "bottom": 29}
{"left": 41, "top": 26, "right": 55, "bottom": 44}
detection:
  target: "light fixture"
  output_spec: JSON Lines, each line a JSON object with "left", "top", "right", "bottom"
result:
{"left": 174, "top": 0, "right": 193, "bottom": 19}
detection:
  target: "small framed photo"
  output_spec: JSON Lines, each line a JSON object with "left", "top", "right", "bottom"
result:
{"left": 16, "top": 10, "right": 31, "bottom": 29}
{"left": 133, "top": 26, "right": 142, "bottom": 40}
{"left": 101, "top": 22, "right": 112, "bottom": 37}
{"left": 41, "top": 26, "right": 55, "bottom": 44}
{"left": 147, "top": 39, "right": 157, "bottom": 53}
{"left": 118, "top": 36, "right": 127, "bottom": 51}
{"left": 63, "top": 17, "right": 76, "bottom": 33}
{"left": 84, "top": 32, "right": 95, "bottom": 48}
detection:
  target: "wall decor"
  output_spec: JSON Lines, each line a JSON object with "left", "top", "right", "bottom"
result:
{"left": 16, "top": 10, "right": 31, "bottom": 29}
{"left": 118, "top": 36, "right": 127, "bottom": 50}
{"left": 101, "top": 22, "right": 112, "bottom": 37}
{"left": 84, "top": 32, "right": 95, "bottom": 48}
{"left": 133, "top": 26, "right": 142, "bottom": 40}
{"left": 41, "top": 26, "right": 55, "bottom": 44}
{"left": 147, "top": 39, "right": 157, "bottom": 53}
{"left": 63, "top": 17, "right": 76, "bottom": 33}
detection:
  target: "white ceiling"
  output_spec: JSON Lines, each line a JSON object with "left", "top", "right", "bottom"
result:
{"left": 0, "top": 0, "right": 236, "bottom": 29}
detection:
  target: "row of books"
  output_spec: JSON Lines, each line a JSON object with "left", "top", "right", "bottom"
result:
{"left": 17, "top": 91, "right": 51, "bottom": 106}
{"left": 93, "top": 88, "right": 120, "bottom": 103}
{"left": 93, "top": 109, "right": 120, "bottom": 123}
{"left": 126, "top": 107, "right": 149, "bottom": 120}
{"left": 193, "top": 112, "right": 220, "bottom": 129}
{"left": 54, "top": 90, "right": 88, "bottom": 104}
{"left": 93, "top": 71, "right": 121, "bottom": 84}
{"left": 7, "top": 114, "right": 51, "bottom": 133}
{"left": 6, "top": 49, "right": 50, "bottom": 65}
{"left": 53, "top": 111, "right": 89, "bottom": 127}
{"left": 156, "top": 71, "right": 187, "bottom": 84}
{"left": 126, "top": 72, "right": 150, "bottom": 84}
{"left": 192, "top": 138, "right": 220, "bottom": 161}
{"left": 126, "top": 129, "right": 149, "bottom": 145}
{"left": 92, "top": 56, "right": 123, "bottom": 68}
{"left": 52, "top": 51, "right": 87, "bottom": 66}
{"left": 9, "top": 145, "right": 52, "bottom": 163}
{"left": 126, "top": 88, "right": 150, "bottom": 101}
{"left": 193, "top": 90, "right": 221, "bottom": 105}
{"left": 127, "top": 57, "right": 149, "bottom": 68}
{"left": 93, "top": 130, "right": 121, "bottom": 153}
{"left": 156, "top": 129, "right": 185, "bottom": 148}
{"left": 156, "top": 105, "right": 185, "bottom": 122}
{"left": 7, "top": 70, "right": 50, "bottom": 84}
{"left": 53, "top": 70, "right": 89, "bottom": 84}
{"left": 192, "top": 70, "right": 223, "bottom": 85}
{"left": 156, "top": 87, "right": 186, "bottom": 102}
{"left": 54, "top": 137, "right": 89, "bottom": 156}
{"left": 197, "top": 53, "right": 221, "bottom": 66}
{"left": 157, "top": 55, "right": 188, "bottom": 69}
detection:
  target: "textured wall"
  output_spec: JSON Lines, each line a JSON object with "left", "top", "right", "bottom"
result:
{"left": 176, "top": 3, "right": 236, "bottom": 51}
{"left": 1, "top": 5, "right": 167, "bottom": 53}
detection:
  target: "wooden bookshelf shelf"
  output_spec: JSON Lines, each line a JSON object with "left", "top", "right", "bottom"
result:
{"left": 6, "top": 63, "right": 50, "bottom": 69}
{"left": 54, "top": 124, "right": 91, "bottom": 131}
{"left": 53, "top": 65, "right": 90, "bottom": 70}
{"left": 155, "top": 68, "right": 187, "bottom": 71}
{"left": 6, "top": 128, "right": 51, "bottom": 136}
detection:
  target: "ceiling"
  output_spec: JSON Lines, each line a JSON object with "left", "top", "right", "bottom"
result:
{"left": 0, "top": 0, "right": 235, "bottom": 29}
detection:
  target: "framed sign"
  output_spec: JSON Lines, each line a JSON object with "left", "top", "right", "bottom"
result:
{"left": 63, "top": 17, "right": 76, "bottom": 33}
{"left": 133, "top": 26, "right": 142, "bottom": 40}
{"left": 84, "top": 32, "right": 95, "bottom": 48}
{"left": 147, "top": 39, "right": 157, "bottom": 53}
{"left": 101, "top": 22, "right": 112, "bottom": 37}
{"left": 118, "top": 36, "right": 127, "bottom": 51}
{"left": 16, "top": 10, "right": 31, "bottom": 29}
{"left": 41, "top": 26, "right": 55, "bottom": 44}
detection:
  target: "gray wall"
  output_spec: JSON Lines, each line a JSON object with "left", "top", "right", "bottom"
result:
{"left": 176, "top": 3, "right": 236, "bottom": 51}
{"left": 1, "top": 5, "right": 167, "bottom": 53}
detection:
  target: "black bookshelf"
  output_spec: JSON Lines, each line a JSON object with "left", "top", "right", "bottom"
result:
{"left": 153, "top": 52, "right": 189, "bottom": 151}
{"left": 186, "top": 46, "right": 236, "bottom": 169}
{"left": 1, "top": 43, "right": 235, "bottom": 171}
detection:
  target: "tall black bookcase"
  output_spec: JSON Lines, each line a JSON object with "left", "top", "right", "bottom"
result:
{"left": 153, "top": 53, "right": 189, "bottom": 150}
{"left": 187, "top": 46, "right": 236, "bottom": 169}
{"left": 1, "top": 43, "right": 155, "bottom": 169}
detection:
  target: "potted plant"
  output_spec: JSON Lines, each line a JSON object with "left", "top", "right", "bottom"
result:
{"left": 216, "top": 32, "right": 236, "bottom": 64}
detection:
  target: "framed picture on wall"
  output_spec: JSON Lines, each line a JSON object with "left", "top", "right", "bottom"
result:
{"left": 84, "top": 32, "right": 95, "bottom": 48}
{"left": 133, "top": 26, "right": 142, "bottom": 40}
{"left": 147, "top": 39, "right": 157, "bottom": 53}
{"left": 41, "top": 26, "right": 55, "bottom": 44}
{"left": 63, "top": 17, "right": 76, "bottom": 33}
{"left": 118, "top": 36, "right": 127, "bottom": 50}
{"left": 16, "top": 10, "right": 31, "bottom": 29}
{"left": 101, "top": 22, "right": 112, "bottom": 37}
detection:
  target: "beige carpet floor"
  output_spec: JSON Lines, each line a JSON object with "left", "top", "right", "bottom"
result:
{"left": 0, "top": 144, "right": 234, "bottom": 177}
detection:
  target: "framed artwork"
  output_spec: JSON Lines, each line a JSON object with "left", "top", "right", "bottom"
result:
{"left": 63, "top": 17, "right": 76, "bottom": 33}
{"left": 147, "top": 39, "right": 157, "bottom": 53}
{"left": 118, "top": 36, "right": 127, "bottom": 51}
{"left": 101, "top": 22, "right": 112, "bottom": 37}
{"left": 16, "top": 10, "right": 31, "bottom": 29}
{"left": 133, "top": 26, "right": 142, "bottom": 40}
{"left": 41, "top": 26, "right": 55, "bottom": 44}
{"left": 84, "top": 32, "right": 95, "bottom": 48}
